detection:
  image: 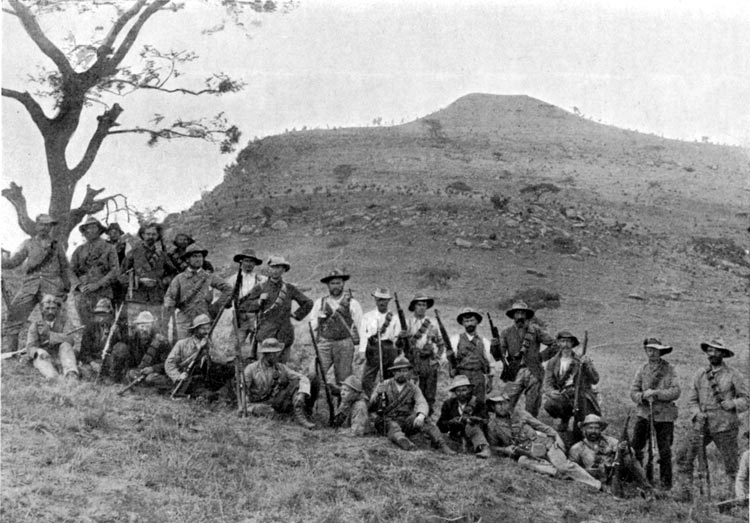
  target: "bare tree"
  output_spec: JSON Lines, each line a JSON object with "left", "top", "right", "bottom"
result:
{"left": 2, "top": 0, "right": 287, "bottom": 245}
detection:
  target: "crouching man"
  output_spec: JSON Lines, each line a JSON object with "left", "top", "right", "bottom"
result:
{"left": 122, "top": 311, "right": 172, "bottom": 391}
{"left": 369, "top": 356, "right": 455, "bottom": 454}
{"left": 243, "top": 338, "right": 319, "bottom": 429}
{"left": 333, "top": 375, "right": 370, "bottom": 436}
{"left": 569, "top": 415, "right": 653, "bottom": 498}
{"left": 437, "top": 375, "right": 491, "bottom": 458}
{"left": 24, "top": 294, "right": 80, "bottom": 381}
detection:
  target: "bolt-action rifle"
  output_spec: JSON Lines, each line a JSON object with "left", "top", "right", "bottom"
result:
{"left": 309, "top": 322, "right": 335, "bottom": 426}
{"left": 646, "top": 399, "right": 658, "bottom": 485}
{"left": 117, "top": 374, "right": 146, "bottom": 396}
{"left": 434, "top": 309, "right": 457, "bottom": 373}
{"left": 571, "top": 330, "right": 589, "bottom": 431}
{"left": 610, "top": 410, "right": 632, "bottom": 498}
{"left": 392, "top": 292, "right": 412, "bottom": 362}
{"left": 487, "top": 312, "right": 511, "bottom": 381}
{"left": 230, "top": 263, "right": 248, "bottom": 417}
{"left": 96, "top": 304, "right": 124, "bottom": 383}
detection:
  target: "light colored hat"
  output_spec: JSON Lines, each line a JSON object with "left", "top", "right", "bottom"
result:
{"left": 408, "top": 293, "right": 434, "bottom": 312}
{"left": 485, "top": 382, "right": 517, "bottom": 404}
{"left": 556, "top": 330, "right": 580, "bottom": 348}
{"left": 579, "top": 414, "right": 608, "bottom": 430}
{"left": 448, "top": 375, "right": 473, "bottom": 391}
{"left": 643, "top": 337, "right": 672, "bottom": 355}
{"left": 371, "top": 287, "right": 392, "bottom": 300}
{"left": 35, "top": 214, "right": 58, "bottom": 225}
{"left": 94, "top": 298, "right": 114, "bottom": 314}
{"left": 388, "top": 355, "right": 412, "bottom": 371}
{"left": 233, "top": 249, "right": 262, "bottom": 264}
{"left": 320, "top": 269, "right": 350, "bottom": 284}
{"left": 267, "top": 255, "right": 290, "bottom": 271}
{"left": 134, "top": 311, "right": 156, "bottom": 325}
{"left": 41, "top": 294, "right": 62, "bottom": 307}
{"left": 341, "top": 375, "right": 363, "bottom": 393}
{"left": 260, "top": 338, "right": 284, "bottom": 353}
{"left": 188, "top": 314, "right": 212, "bottom": 330}
{"left": 505, "top": 301, "right": 535, "bottom": 319}
{"left": 78, "top": 215, "right": 107, "bottom": 235}
{"left": 700, "top": 337, "right": 733, "bottom": 358}
{"left": 181, "top": 244, "right": 208, "bottom": 260}
{"left": 457, "top": 307, "right": 482, "bottom": 325}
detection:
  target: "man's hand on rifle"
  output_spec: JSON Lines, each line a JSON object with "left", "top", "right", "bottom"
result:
{"left": 720, "top": 399, "right": 735, "bottom": 411}
{"left": 642, "top": 389, "right": 657, "bottom": 401}
{"left": 693, "top": 411, "right": 708, "bottom": 424}
{"left": 413, "top": 412, "right": 426, "bottom": 429}
{"left": 259, "top": 293, "right": 269, "bottom": 304}
{"left": 355, "top": 353, "right": 365, "bottom": 366}
{"left": 178, "top": 371, "right": 188, "bottom": 381}
{"left": 617, "top": 441, "right": 629, "bottom": 452}
{"left": 140, "top": 366, "right": 154, "bottom": 376}
{"left": 398, "top": 329, "right": 408, "bottom": 339}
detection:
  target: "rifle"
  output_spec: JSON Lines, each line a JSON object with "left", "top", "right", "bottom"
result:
{"left": 96, "top": 303, "right": 124, "bottom": 383}
{"left": 231, "top": 264, "right": 248, "bottom": 417}
{"left": 170, "top": 301, "right": 227, "bottom": 399}
{"left": 117, "top": 374, "right": 146, "bottom": 396}
{"left": 487, "top": 312, "right": 511, "bottom": 381}
{"left": 610, "top": 410, "right": 632, "bottom": 499}
{"left": 434, "top": 309, "right": 457, "bottom": 373}
{"left": 2, "top": 325, "right": 85, "bottom": 360}
{"left": 571, "top": 330, "right": 589, "bottom": 431}
{"left": 392, "top": 292, "right": 412, "bottom": 361}
{"left": 646, "top": 399, "right": 658, "bottom": 485}
{"left": 309, "top": 322, "right": 335, "bottom": 426}
{"left": 716, "top": 497, "right": 748, "bottom": 513}
{"left": 696, "top": 410, "right": 712, "bottom": 501}
{"left": 377, "top": 329, "right": 388, "bottom": 434}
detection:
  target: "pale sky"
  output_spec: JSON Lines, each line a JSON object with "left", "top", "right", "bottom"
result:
{"left": 2, "top": 0, "right": 749, "bottom": 249}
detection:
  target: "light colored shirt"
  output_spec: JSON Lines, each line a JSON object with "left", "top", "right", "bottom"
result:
{"left": 225, "top": 271, "right": 267, "bottom": 300}
{"left": 688, "top": 362, "right": 749, "bottom": 433}
{"left": 358, "top": 309, "right": 401, "bottom": 354}
{"left": 736, "top": 449, "right": 749, "bottom": 499}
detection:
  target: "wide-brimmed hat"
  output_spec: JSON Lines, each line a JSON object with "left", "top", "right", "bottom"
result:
{"left": 408, "top": 293, "right": 435, "bottom": 312}
{"left": 137, "top": 222, "right": 163, "bottom": 240}
{"left": 505, "top": 301, "right": 535, "bottom": 319}
{"left": 259, "top": 338, "right": 284, "bottom": 353}
{"left": 78, "top": 215, "right": 107, "bottom": 235}
{"left": 41, "top": 294, "right": 62, "bottom": 307}
{"left": 181, "top": 244, "right": 209, "bottom": 260}
{"left": 341, "top": 375, "right": 363, "bottom": 393}
{"left": 320, "top": 269, "right": 350, "bottom": 284}
{"left": 388, "top": 355, "right": 412, "bottom": 371}
{"left": 643, "top": 337, "right": 673, "bottom": 355}
{"left": 134, "top": 311, "right": 156, "bottom": 325}
{"left": 700, "top": 337, "right": 733, "bottom": 358}
{"left": 93, "top": 298, "right": 114, "bottom": 314}
{"left": 556, "top": 330, "right": 580, "bottom": 348}
{"left": 234, "top": 249, "right": 262, "bottom": 264}
{"left": 106, "top": 223, "right": 124, "bottom": 235}
{"left": 457, "top": 307, "right": 482, "bottom": 325}
{"left": 448, "top": 375, "right": 474, "bottom": 391}
{"left": 189, "top": 314, "right": 212, "bottom": 330}
{"left": 579, "top": 414, "right": 608, "bottom": 430}
{"left": 267, "top": 255, "right": 290, "bottom": 272}
{"left": 35, "top": 214, "right": 58, "bottom": 226}
{"left": 371, "top": 288, "right": 392, "bottom": 300}
{"left": 173, "top": 232, "right": 195, "bottom": 246}
{"left": 486, "top": 391, "right": 512, "bottom": 404}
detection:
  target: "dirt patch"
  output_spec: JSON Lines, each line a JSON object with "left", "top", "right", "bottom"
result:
{"left": 691, "top": 236, "right": 749, "bottom": 268}
{"left": 498, "top": 287, "right": 561, "bottom": 311}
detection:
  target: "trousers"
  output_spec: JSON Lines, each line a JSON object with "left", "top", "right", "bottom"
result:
{"left": 631, "top": 417, "right": 674, "bottom": 489}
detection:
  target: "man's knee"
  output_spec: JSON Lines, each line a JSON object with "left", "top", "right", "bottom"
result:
{"left": 34, "top": 349, "right": 52, "bottom": 361}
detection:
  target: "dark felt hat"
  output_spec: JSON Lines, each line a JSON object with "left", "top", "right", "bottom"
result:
{"left": 700, "top": 337, "right": 733, "bottom": 358}
{"left": 78, "top": 215, "right": 107, "bottom": 235}
{"left": 233, "top": 249, "right": 262, "bottom": 264}
{"left": 505, "top": 301, "right": 535, "bottom": 319}
{"left": 181, "top": 244, "right": 208, "bottom": 260}
{"left": 556, "top": 330, "right": 580, "bottom": 348}
{"left": 408, "top": 293, "right": 435, "bottom": 312}
{"left": 320, "top": 269, "right": 350, "bottom": 284}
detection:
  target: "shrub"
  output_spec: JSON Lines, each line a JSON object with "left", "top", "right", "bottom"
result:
{"left": 326, "top": 237, "right": 349, "bottom": 249}
{"left": 497, "top": 287, "right": 561, "bottom": 311}
{"left": 490, "top": 193, "right": 510, "bottom": 211}
{"left": 414, "top": 266, "right": 460, "bottom": 289}
{"left": 551, "top": 236, "right": 578, "bottom": 254}
{"left": 447, "top": 181, "right": 472, "bottom": 192}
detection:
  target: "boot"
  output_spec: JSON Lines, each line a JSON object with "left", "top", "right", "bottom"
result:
{"left": 293, "top": 404, "right": 315, "bottom": 430}
{"left": 65, "top": 370, "right": 79, "bottom": 384}
{"left": 395, "top": 436, "right": 415, "bottom": 451}
{"left": 437, "top": 440, "right": 457, "bottom": 455}
{"left": 476, "top": 444, "right": 491, "bottom": 459}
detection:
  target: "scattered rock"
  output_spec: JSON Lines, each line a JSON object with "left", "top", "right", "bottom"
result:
{"left": 628, "top": 293, "right": 645, "bottom": 300}
{"left": 526, "top": 269, "right": 547, "bottom": 277}
{"left": 455, "top": 238, "right": 473, "bottom": 248}
{"left": 400, "top": 218, "right": 417, "bottom": 227}
{"left": 447, "top": 181, "right": 472, "bottom": 192}
{"left": 477, "top": 240, "right": 493, "bottom": 250}
{"left": 220, "top": 231, "right": 232, "bottom": 238}
{"left": 239, "top": 225, "right": 254, "bottom": 235}
{"left": 271, "top": 220, "right": 288, "bottom": 230}
{"left": 551, "top": 236, "right": 578, "bottom": 254}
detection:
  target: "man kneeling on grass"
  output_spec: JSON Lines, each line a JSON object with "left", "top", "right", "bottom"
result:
{"left": 369, "top": 356, "right": 455, "bottom": 454}
{"left": 243, "top": 338, "right": 319, "bottom": 430}
{"left": 486, "top": 384, "right": 601, "bottom": 490}
{"left": 24, "top": 294, "right": 80, "bottom": 382}
{"left": 437, "top": 375, "right": 491, "bottom": 458}
{"left": 333, "top": 375, "right": 370, "bottom": 436}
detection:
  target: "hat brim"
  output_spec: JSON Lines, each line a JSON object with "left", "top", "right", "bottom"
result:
{"left": 342, "top": 381, "right": 363, "bottom": 393}
{"left": 189, "top": 321, "right": 211, "bottom": 330}
{"left": 269, "top": 263, "right": 290, "bottom": 272}
{"left": 448, "top": 382, "right": 474, "bottom": 391}
{"left": 182, "top": 249, "right": 209, "bottom": 260}
{"left": 580, "top": 421, "right": 608, "bottom": 430}
{"left": 485, "top": 394, "right": 511, "bottom": 404}
{"left": 321, "top": 274, "right": 350, "bottom": 284}
{"left": 79, "top": 222, "right": 107, "bottom": 235}
{"left": 260, "top": 347, "right": 284, "bottom": 353}
{"left": 557, "top": 335, "right": 580, "bottom": 348}
{"left": 645, "top": 344, "right": 673, "bottom": 355}
{"left": 388, "top": 363, "right": 413, "bottom": 371}
{"left": 372, "top": 293, "right": 392, "bottom": 300}
{"left": 234, "top": 254, "right": 262, "bottom": 264}
{"left": 457, "top": 312, "right": 483, "bottom": 325}
{"left": 505, "top": 308, "right": 535, "bottom": 319}
{"left": 37, "top": 218, "right": 58, "bottom": 226}
{"left": 408, "top": 298, "right": 435, "bottom": 312}
{"left": 700, "top": 343, "right": 734, "bottom": 357}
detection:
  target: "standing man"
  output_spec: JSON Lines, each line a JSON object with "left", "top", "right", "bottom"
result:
{"left": 1, "top": 214, "right": 70, "bottom": 353}
{"left": 167, "top": 232, "right": 214, "bottom": 273}
{"left": 496, "top": 301, "right": 557, "bottom": 416}
{"left": 70, "top": 216, "right": 120, "bottom": 328}
{"left": 239, "top": 256, "right": 313, "bottom": 363}
{"left": 357, "top": 288, "right": 406, "bottom": 397}
{"left": 678, "top": 338, "right": 749, "bottom": 499}
{"left": 163, "top": 244, "right": 232, "bottom": 340}
{"left": 448, "top": 308, "right": 497, "bottom": 403}
{"left": 437, "top": 375, "right": 491, "bottom": 458}
{"left": 405, "top": 293, "right": 444, "bottom": 414}
{"left": 24, "top": 294, "right": 79, "bottom": 381}
{"left": 120, "top": 311, "right": 173, "bottom": 391}
{"left": 121, "top": 222, "right": 176, "bottom": 332}
{"left": 226, "top": 249, "right": 266, "bottom": 350}
{"left": 629, "top": 337, "right": 680, "bottom": 491}
{"left": 309, "top": 269, "right": 362, "bottom": 386}
{"left": 106, "top": 223, "right": 127, "bottom": 309}
{"left": 543, "top": 330, "right": 601, "bottom": 433}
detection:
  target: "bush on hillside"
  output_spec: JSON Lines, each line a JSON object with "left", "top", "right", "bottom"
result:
{"left": 520, "top": 183, "right": 560, "bottom": 201}
{"left": 498, "top": 287, "right": 561, "bottom": 312}
{"left": 447, "top": 181, "right": 472, "bottom": 192}
{"left": 415, "top": 266, "right": 460, "bottom": 290}
{"left": 326, "top": 236, "right": 349, "bottom": 249}
{"left": 490, "top": 193, "right": 510, "bottom": 211}
{"left": 551, "top": 236, "right": 578, "bottom": 254}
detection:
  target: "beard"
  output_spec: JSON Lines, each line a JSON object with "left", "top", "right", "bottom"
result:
{"left": 330, "top": 288, "right": 343, "bottom": 298}
{"left": 585, "top": 432, "right": 601, "bottom": 442}
{"left": 465, "top": 325, "right": 477, "bottom": 334}
{"left": 137, "top": 330, "right": 153, "bottom": 343}
{"left": 395, "top": 373, "right": 408, "bottom": 384}
{"left": 708, "top": 355, "right": 723, "bottom": 366}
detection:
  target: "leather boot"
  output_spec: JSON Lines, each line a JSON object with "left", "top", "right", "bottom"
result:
{"left": 293, "top": 404, "right": 315, "bottom": 430}
{"left": 476, "top": 444, "right": 491, "bottom": 459}
{"left": 395, "top": 436, "right": 415, "bottom": 451}
{"left": 437, "top": 440, "right": 457, "bottom": 455}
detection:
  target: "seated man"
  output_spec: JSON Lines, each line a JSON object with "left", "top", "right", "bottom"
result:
{"left": 24, "top": 294, "right": 80, "bottom": 381}
{"left": 243, "top": 338, "right": 319, "bottom": 429}
{"left": 542, "top": 330, "right": 600, "bottom": 433}
{"left": 369, "top": 356, "right": 455, "bottom": 454}
{"left": 569, "top": 415, "right": 653, "bottom": 498}
{"left": 437, "top": 374, "right": 491, "bottom": 458}
{"left": 165, "top": 314, "right": 234, "bottom": 402}
{"left": 78, "top": 298, "right": 128, "bottom": 381}
{"left": 333, "top": 375, "right": 369, "bottom": 436}
{"left": 486, "top": 385, "right": 601, "bottom": 490}
{"left": 121, "top": 311, "right": 172, "bottom": 391}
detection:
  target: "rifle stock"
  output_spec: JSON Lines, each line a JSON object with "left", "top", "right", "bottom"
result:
{"left": 309, "top": 322, "right": 335, "bottom": 426}
{"left": 646, "top": 399, "right": 657, "bottom": 485}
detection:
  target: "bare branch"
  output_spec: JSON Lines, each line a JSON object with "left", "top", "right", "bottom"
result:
{"left": 1, "top": 88, "right": 51, "bottom": 133}
{"left": 68, "top": 185, "right": 119, "bottom": 225}
{"left": 99, "top": 0, "right": 148, "bottom": 55}
{"left": 1, "top": 182, "right": 36, "bottom": 236}
{"left": 95, "top": 79, "right": 231, "bottom": 96}
{"left": 7, "top": 0, "right": 75, "bottom": 78}
{"left": 70, "top": 104, "right": 124, "bottom": 181}
{"left": 106, "top": 0, "right": 170, "bottom": 73}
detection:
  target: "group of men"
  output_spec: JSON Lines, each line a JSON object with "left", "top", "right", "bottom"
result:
{"left": 2, "top": 213, "right": 748, "bottom": 506}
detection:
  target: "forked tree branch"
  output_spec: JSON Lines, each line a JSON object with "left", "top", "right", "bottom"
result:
{"left": 1, "top": 182, "right": 36, "bottom": 236}
{"left": 70, "top": 104, "right": 124, "bottom": 180}
{"left": 1, "top": 88, "right": 51, "bottom": 133}
{"left": 106, "top": 0, "right": 170, "bottom": 74}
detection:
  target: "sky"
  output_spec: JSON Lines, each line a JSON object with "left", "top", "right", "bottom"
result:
{"left": 2, "top": 0, "right": 749, "bottom": 250}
